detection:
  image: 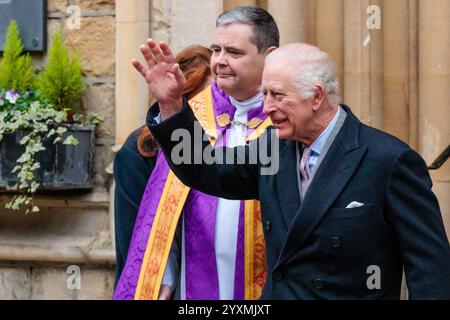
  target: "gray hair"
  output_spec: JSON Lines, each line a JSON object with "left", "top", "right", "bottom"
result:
{"left": 266, "top": 43, "right": 340, "bottom": 106}
{"left": 216, "top": 6, "right": 279, "bottom": 53}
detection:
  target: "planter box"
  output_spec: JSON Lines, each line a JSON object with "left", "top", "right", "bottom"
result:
{"left": 0, "top": 124, "right": 95, "bottom": 191}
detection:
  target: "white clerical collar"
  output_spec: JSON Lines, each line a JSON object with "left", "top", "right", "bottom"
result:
{"left": 229, "top": 92, "right": 264, "bottom": 121}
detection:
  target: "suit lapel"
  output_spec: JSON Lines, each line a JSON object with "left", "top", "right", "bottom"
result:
{"left": 276, "top": 140, "right": 301, "bottom": 229}
{"left": 277, "top": 107, "right": 368, "bottom": 266}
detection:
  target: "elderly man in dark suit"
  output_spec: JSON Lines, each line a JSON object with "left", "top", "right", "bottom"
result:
{"left": 133, "top": 41, "right": 450, "bottom": 299}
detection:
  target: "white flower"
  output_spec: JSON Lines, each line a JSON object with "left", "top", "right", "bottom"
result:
{"left": 5, "top": 89, "right": 20, "bottom": 104}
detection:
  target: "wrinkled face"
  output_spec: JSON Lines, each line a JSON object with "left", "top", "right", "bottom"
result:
{"left": 210, "top": 23, "right": 267, "bottom": 101}
{"left": 261, "top": 62, "right": 315, "bottom": 141}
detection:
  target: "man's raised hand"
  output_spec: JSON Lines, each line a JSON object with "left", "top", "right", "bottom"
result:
{"left": 132, "top": 39, "right": 186, "bottom": 120}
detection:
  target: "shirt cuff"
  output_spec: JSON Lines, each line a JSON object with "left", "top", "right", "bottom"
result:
{"left": 155, "top": 113, "right": 161, "bottom": 124}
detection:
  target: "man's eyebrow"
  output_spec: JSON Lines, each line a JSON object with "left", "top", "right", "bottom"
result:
{"left": 209, "top": 44, "right": 244, "bottom": 52}
{"left": 259, "top": 86, "right": 285, "bottom": 94}
{"left": 224, "top": 45, "right": 244, "bottom": 52}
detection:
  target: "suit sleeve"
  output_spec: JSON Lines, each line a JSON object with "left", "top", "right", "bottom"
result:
{"left": 113, "top": 144, "right": 155, "bottom": 287}
{"left": 385, "top": 148, "right": 450, "bottom": 299}
{"left": 147, "top": 98, "right": 265, "bottom": 200}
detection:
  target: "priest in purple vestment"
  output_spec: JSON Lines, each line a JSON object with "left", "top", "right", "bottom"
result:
{"left": 114, "top": 6, "right": 279, "bottom": 300}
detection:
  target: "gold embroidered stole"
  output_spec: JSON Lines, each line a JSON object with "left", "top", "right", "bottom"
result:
{"left": 134, "top": 86, "right": 270, "bottom": 300}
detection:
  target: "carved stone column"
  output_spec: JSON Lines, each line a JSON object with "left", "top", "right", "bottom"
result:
{"left": 343, "top": 0, "right": 383, "bottom": 129}
{"left": 268, "top": 0, "right": 314, "bottom": 44}
{"left": 315, "top": 0, "right": 345, "bottom": 98}
{"left": 115, "top": 0, "right": 151, "bottom": 145}
{"left": 418, "top": 0, "right": 450, "bottom": 233}
{"left": 383, "top": 0, "right": 418, "bottom": 146}
{"left": 224, "top": 0, "right": 257, "bottom": 11}
{"left": 170, "top": 0, "right": 223, "bottom": 55}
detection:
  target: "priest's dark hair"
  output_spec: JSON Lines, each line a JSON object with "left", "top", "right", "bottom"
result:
{"left": 216, "top": 5, "right": 280, "bottom": 53}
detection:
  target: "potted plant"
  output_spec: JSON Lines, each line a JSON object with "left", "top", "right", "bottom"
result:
{"left": 0, "top": 21, "right": 103, "bottom": 213}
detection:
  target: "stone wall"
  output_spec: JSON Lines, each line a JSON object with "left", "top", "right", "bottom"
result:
{"left": 0, "top": 263, "right": 115, "bottom": 300}
{"left": 0, "top": 0, "right": 116, "bottom": 300}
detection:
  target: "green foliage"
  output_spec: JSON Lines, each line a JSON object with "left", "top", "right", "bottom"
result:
{"left": 0, "top": 88, "right": 49, "bottom": 114}
{"left": 0, "top": 20, "right": 35, "bottom": 91}
{"left": 74, "top": 111, "right": 105, "bottom": 125}
{"left": 0, "top": 25, "right": 102, "bottom": 214}
{"left": 0, "top": 99, "right": 79, "bottom": 214}
{"left": 37, "top": 28, "right": 85, "bottom": 112}
{"left": 0, "top": 88, "right": 103, "bottom": 213}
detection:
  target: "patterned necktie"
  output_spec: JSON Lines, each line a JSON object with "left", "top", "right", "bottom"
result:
{"left": 300, "top": 146, "right": 312, "bottom": 198}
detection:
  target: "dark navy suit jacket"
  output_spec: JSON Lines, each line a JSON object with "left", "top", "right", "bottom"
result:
{"left": 148, "top": 100, "right": 450, "bottom": 299}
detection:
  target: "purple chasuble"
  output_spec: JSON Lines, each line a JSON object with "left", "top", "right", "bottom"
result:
{"left": 113, "top": 83, "right": 267, "bottom": 300}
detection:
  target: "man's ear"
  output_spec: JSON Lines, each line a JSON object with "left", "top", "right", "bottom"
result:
{"left": 312, "top": 85, "right": 325, "bottom": 111}
{"left": 264, "top": 46, "right": 278, "bottom": 56}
